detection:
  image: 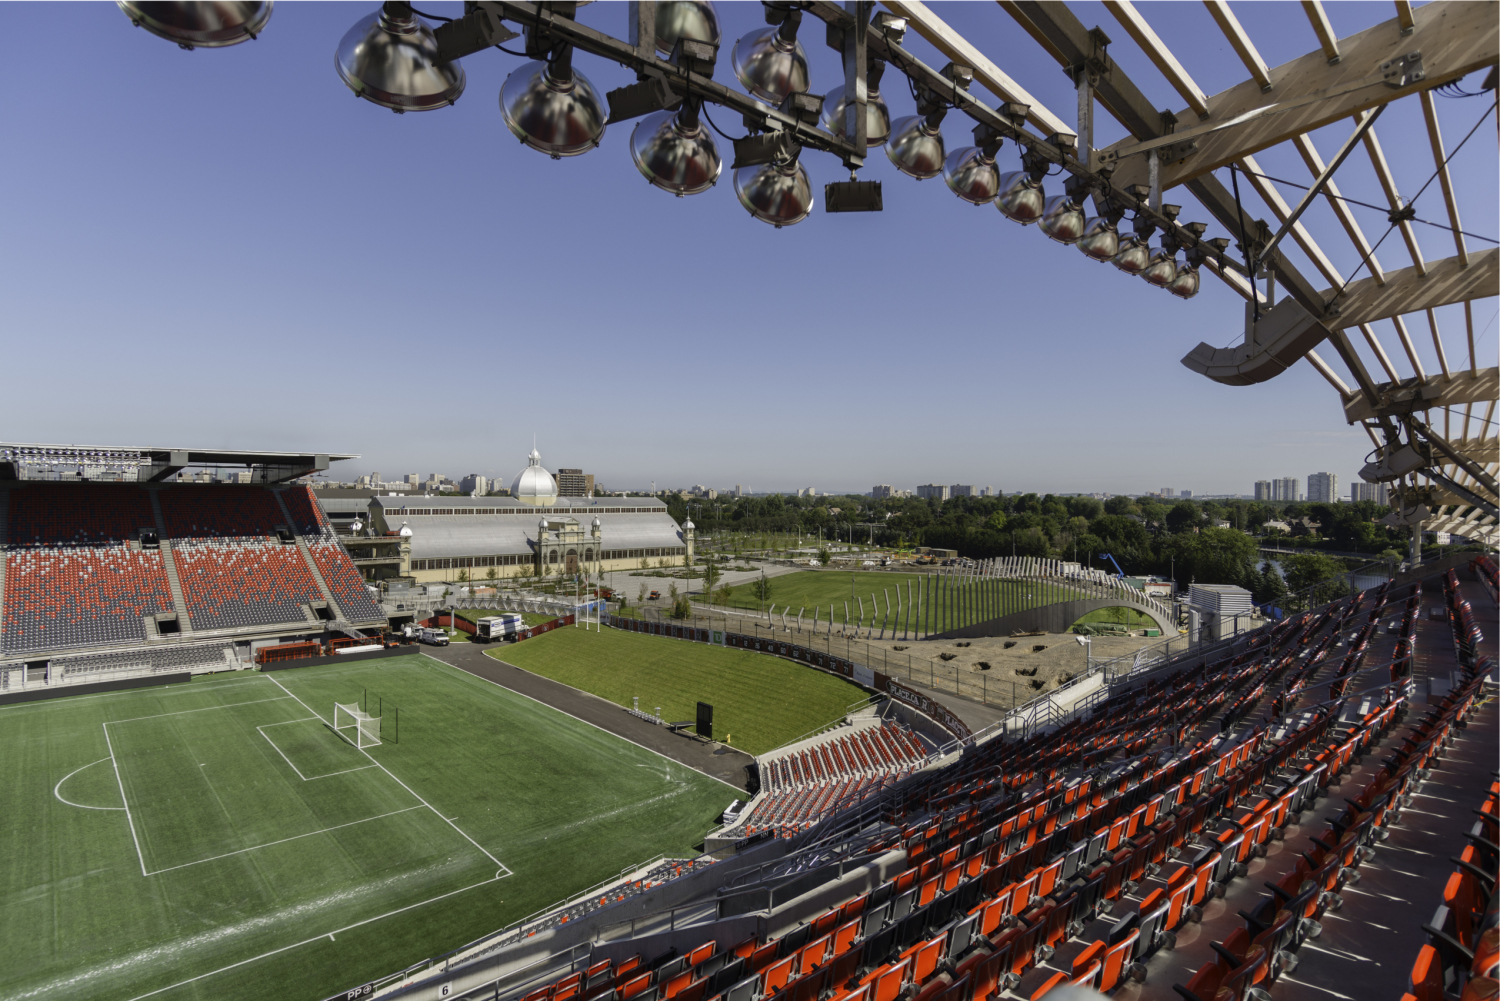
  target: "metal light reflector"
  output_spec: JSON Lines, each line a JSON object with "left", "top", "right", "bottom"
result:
{"left": 653, "top": 1, "right": 721, "bottom": 56}
{"left": 1141, "top": 246, "right": 1179, "bottom": 287}
{"left": 734, "top": 158, "right": 813, "bottom": 227}
{"left": 500, "top": 58, "right": 607, "bottom": 157}
{"left": 630, "top": 101, "right": 721, "bottom": 196}
{"left": 1037, "top": 194, "right": 1087, "bottom": 244}
{"left": 996, "top": 170, "right": 1045, "bottom": 224}
{"left": 119, "top": 0, "right": 271, "bottom": 49}
{"left": 886, "top": 115, "right": 945, "bottom": 180}
{"left": 1167, "top": 265, "right": 1200, "bottom": 299}
{"left": 336, "top": 2, "right": 464, "bottom": 111}
{"left": 942, "top": 146, "right": 999, "bottom": 204}
{"left": 1110, "top": 234, "right": 1151, "bottom": 274}
{"left": 732, "top": 9, "right": 808, "bottom": 106}
{"left": 1076, "top": 217, "right": 1120, "bottom": 261}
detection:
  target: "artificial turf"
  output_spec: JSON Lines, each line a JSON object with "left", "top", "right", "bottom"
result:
{"left": 489, "top": 627, "right": 868, "bottom": 755}
{"left": 0, "top": 655, "right": 734, "bottom": 1001}
{"left": 704, "top": 570, "right": 1091, "bottom": 632}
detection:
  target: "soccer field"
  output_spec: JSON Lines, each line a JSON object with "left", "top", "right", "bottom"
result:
{"left": 0, "top": 656, "right": 735, "bottom": 1001}
{"left": 492, "top": 627, "right": 868, "bottom": 755}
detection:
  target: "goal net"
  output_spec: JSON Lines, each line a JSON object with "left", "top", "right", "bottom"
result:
{"left": 334, "top": 702, "right": 381, "bottom": 748}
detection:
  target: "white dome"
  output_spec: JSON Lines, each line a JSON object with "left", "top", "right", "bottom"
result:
{"left": 683, "top": 519, "right": 695, "bottom": 530}
{"left": 512, "top": 447, "right": 558, "bottom": 506}
{"left": 592, "top": 516, "right": 601, "bottom": 528}
{"left": 398, "top": 521, "right": 413, "bottom": 538}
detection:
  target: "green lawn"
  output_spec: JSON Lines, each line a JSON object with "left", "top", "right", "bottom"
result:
{"left": 0, "top": 656, "right": 732, "bottom": 1001}
{"left": 703, "top": 570, "right": 1089, "bottom": 633}
{"left": 490, "top": 627, "right": 867, "bottom": 755}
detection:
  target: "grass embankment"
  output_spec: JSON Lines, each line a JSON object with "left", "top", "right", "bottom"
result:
{"left": 489, "top": 626, "right": 866, "bottom": 755}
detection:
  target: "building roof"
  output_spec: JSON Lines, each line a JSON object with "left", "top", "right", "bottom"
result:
{"left": 512, "top": 448, "right": 559, "bottom": 504}
{"left": 397, "top": 512, "right": 683, "bottom": 560}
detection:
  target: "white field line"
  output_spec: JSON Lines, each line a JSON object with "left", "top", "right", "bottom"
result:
{"left": 0, "top": 676, "right": 271, "bottom": 714}
{"left": 257, "top": 720, "right": 379, "bottom": 782}
{"left": 53, "top": 757, "right": 126, "bottom": 811}
{"left": 263, "top": 674, "right": 513, "bottom": 875}
{"left": 451, "top": 651, "right": 744, "bottom": 792}
{"left": 102, "top": 725, "right": 150, "bottom": 877}
{"left": 145, "top": 806, "right": 426, "bottom": 876}
{"left": 105, "top": 695, "right": 293, "bottom": 725}
{"left": 120, "top": 872, "right": 507, "bottom": 1001}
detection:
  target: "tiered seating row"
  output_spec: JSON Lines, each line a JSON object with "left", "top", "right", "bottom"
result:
{"left": 280, "top": 486, "right": 385, "bottom": 622}
{"left": 2, "top": 484, "right": 173, "bottom": 654}
{"left": 507, "top": 588, "right": 1403, "bottom": 1001}
{"left": 747, "top": 724, "right": 928, "bottom": 836}
{"left": 1473, "top": 555, "right": 1498, "bottom": 603}
{"left": 1444, "top": 570, "right": 1487, "bottom": 669}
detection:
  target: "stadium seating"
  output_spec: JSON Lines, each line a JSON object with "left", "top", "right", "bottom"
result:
{"left": 1, "top": 484, "right": 173, "bottom": 654}
{"left": 279, "top": 487, "right": 385, "bottom": 623}
{"left": 501, "top": 581, "right": 1454, "bottom": 1001}
{"left": 158, "top": 485, "right": 325, "bottom": 630}
{"left": 743, "top": 723, "right": 930, "bottom": 836}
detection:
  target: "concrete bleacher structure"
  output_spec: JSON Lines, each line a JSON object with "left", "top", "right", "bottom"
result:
{"left": 0, "top": 481, "right": 385, "bottom": 673}
{"left": 357, "top": 559, "right": 1496, "bottom": 1001}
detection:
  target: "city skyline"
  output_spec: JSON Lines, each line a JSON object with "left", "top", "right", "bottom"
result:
{"left": 0, "top": 4, "right": 1489, "bottom": 497}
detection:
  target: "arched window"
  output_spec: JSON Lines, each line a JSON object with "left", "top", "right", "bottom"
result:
{"left": 548, "top": 550, "right": 559, "bottom": 563}
{"left": 584, "top": 548, "right": 593, "bottom": 562}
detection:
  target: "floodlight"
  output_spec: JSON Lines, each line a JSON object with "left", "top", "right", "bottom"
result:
{"left": 336, "top": 2, "right": 464, "bottom": 112}
{"left": 1076, "top": 216, "right": 1120, "bottom": 261}
{"left": 996, "top": 148, "right": 1050, "bottom": 225}
{"left": 1141, "top": 246, "right": 1178, "bottom": 287}
{"left": 500, "top": 52, "right": 607, "bottom": 157}
{"left": 886, "top": 115, "right": 946, "bottom": 180}
{"left": 1037, "top": 195, "right": 1086, "bottom": 244}
{"left": 733, "top": 154, "right": 813, "bottom": 227}
{"left": 731, "top": 6, "right": 808, "bottom": 106}
{"left": 630, "top": 100, "right": 722, "bottom": 196}
{"left": 821, "top": 61, "right": 892, "bottom": 147}
{"left": 942, "top": 146, "right": 998, "bottom": 203}
{"left": 654, "top": 1, "right": 721, "bottom": 57}
{"left": 119, "top": 0, "right": 271, "bottom": 49}
{"left": 1167, "top": 265, "right": 1200, "bottom": 299}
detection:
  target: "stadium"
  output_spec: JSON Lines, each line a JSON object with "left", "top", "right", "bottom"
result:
{"left": 4, "top": 1, "right": 1498, "bottom": 1001}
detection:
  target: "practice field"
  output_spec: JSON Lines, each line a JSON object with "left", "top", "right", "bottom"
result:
{"left": 706, "top": 570, "right": 1083, "bottom": 631}
{"left": 491, "top": 627, "right": 867, "bottom": 755}
{"left": 0, "top": 656, "right": 734, "bottom": 1001}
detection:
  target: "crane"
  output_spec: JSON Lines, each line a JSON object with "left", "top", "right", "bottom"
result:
{"left": 1098, "top": 553, "right": 1126, "bottom": 579}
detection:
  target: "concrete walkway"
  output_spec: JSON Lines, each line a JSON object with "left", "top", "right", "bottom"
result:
{"left": 421, "top": 639, "right": 756, "bottom": 793}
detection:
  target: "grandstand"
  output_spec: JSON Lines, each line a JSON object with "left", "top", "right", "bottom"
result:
{"left": 350, "top": 556, "right": 1495, "bottom": 1001}
{"left": 0, "top": 443, "right": 386, "bottom": 689}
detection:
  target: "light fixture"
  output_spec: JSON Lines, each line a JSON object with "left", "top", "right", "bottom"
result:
{"left": 1111, "top": 213, "right": 1157, "bottom": 275}
{"left": 653, "top": 1, "right": 721, "bottom": 56}
{"left": 887, "top": 113, "right": 946, "bottom": 180}
{"left": 1038, "top": 174, "right": 1093, "bottom": 244}
{"left": 1140, "top": 246, "right": 1178, "bottom": 287}
{"left": 942, "top": 143, "right": 999, "bottom": 204}
{"left": 1166, "top": 265, "right": 1199, "bottom": 299}
{"left": 734, "top": 151, "right": 813, "bottom": 227}
{"left": 821, "top": 60, "right": 892, "bottom": 147}
{"left": 500, "top": 47, "right": 607, "bottom": 157}
{"left": 336, "top": 2, "right": 464, "bottom": 112}
{"left": 1077, "top": 196, "right": 1125, "bottom": 262}
{"left": 732, "top": 5, "right": 808, "bottom": 106}
{"left": 996, "top": 148, "right": 1049, "bottom": 225}
{"left": 630, "top": 98, "right": 722, "bottom": 196}
{"left": 119, "top": 0, "right": 271, "bottom": 49}
{"left": 1169, "top": 230, "right": 1220, "bottom": 300}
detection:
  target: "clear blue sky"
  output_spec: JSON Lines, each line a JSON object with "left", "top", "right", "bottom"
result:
{"left": 0, "top": 2, "right": 1492, "bottom": 496}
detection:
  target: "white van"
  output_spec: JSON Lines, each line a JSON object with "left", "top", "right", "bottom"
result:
{"left": 420, "top": 627, "right": 450, "bottom": 646}
{"left": 474, "top": 614, "right": 524, "bottom": 642}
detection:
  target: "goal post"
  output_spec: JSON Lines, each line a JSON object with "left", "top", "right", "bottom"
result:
{"left": 334, "top": 702, "right": 381, "bottom": 748}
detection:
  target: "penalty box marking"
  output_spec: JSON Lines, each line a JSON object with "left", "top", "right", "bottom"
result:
{"left": 256, "top": 717, "right": 380, "bottom": 782}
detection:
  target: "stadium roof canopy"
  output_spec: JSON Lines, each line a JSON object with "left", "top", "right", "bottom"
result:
{"left": 0, "top": 442, "right": 357, "bottom": 484}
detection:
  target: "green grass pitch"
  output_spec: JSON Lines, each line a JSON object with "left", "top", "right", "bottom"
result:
{"left": 490, "top": 627, "right": 868, "bottom": 755}
{"left": 704, "top": 570, "right": 1088, "bottom": 631}
{"left": 0, "top": 655, "right": 736, "bottom": 1001}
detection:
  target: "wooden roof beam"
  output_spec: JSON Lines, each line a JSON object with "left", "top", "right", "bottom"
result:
{"left": 1103, "top": 1, "right": 1499, "bottom": 192}
{"left": 1303, "top": 1, "right": 1342, "bottom": 63}
{"left": 1101, "top": 0, "right": 1210, "bottom": 116}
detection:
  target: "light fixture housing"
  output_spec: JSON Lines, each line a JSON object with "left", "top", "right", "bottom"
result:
{"left": 1167, "top": 265, "right": 1200, "bottom": 299}
{"left": 500, "top": 57, "right": 607, "bottom": 157}
{"left": 732, "top": 7, "right": 808, "bottom": 106}
{"left": 733, "top": 156, "right": 813, "bottom": 227}
{"left": 336, "top": 2, "right": 464, "bottom": 112}
{"left": 1038, "top": 195, "right": 1087, "bottom": 244}
{"left": 821, "top": 61, "right": 892, "bottom": 147}
{"left": 119, "top": 0, "right": 271, "bottom": 49}
{"left": 886, "top": 114, "right": 946, "bottom": 180}
{"left": 1110, "top": 233, "right": 1151, "bottom": 274}
{"left": 1076, "top": 216, "right": 1120, "bottom": 261}
{"left": 1141, "top": 246, "right": 1179, "bottom": 287}
{"left": 630, "top": 101, "right": 722, "bottom": 196}
{"left": 942, "top": 146, "right": 999, "bottom": 204}
{"left": 653, "top": 1, "right": 721, "bottom": 56}
{"left": 996, "top": 171, "right": 1045, "bottom": 224}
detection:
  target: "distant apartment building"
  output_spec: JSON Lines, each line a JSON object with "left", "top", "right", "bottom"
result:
{"left": 1351, "top": 482, "right": 1390, "bottom": 504}
{"left": 980, "top": 486, "right": 995, "bottom": 497}
{"left": 1160, "top": 487, "right": 1173, "bottom": 499}
{"left": 555, "top": 468, "right": 593, "bottom": 497}
{"left": 950, "top": 484, "right": 975, "bottom": 498}
{"left": 460, "top": 474, "right": 488, "bottom": 496}
{"left": 1180, "top": 489, "right": 1193, "bottom": 499}
{"left": 1307, "top": 472, "right": 1338, "bottom": 503}
{"left": 405, "top": 474, "right": 420, "bottom": 488}
{"left": 1254, "top": 480, "right": 1273, "bottom": 501}
{"left": 1276, "top": 477, "right": 1300, "bottom": 502}
{"left": 733, "top": 485, "right": 743, "bottom": 497}
{"left": 871, "top": 484, "right": 895, "bottom": 499}
{"left": 916, "top": 484, "right": 950, "bottom": 501}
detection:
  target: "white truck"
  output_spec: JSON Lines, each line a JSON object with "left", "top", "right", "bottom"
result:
{"left": 474, "top": 614, "right": 525, "bottom": 642}
{"left": 419, "top": 627, "right": 450, "bottom": 646}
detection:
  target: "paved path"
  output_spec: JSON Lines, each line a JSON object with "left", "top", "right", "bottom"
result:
{"left": 422, "top": 640, "right": 756, "bottom": 793}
